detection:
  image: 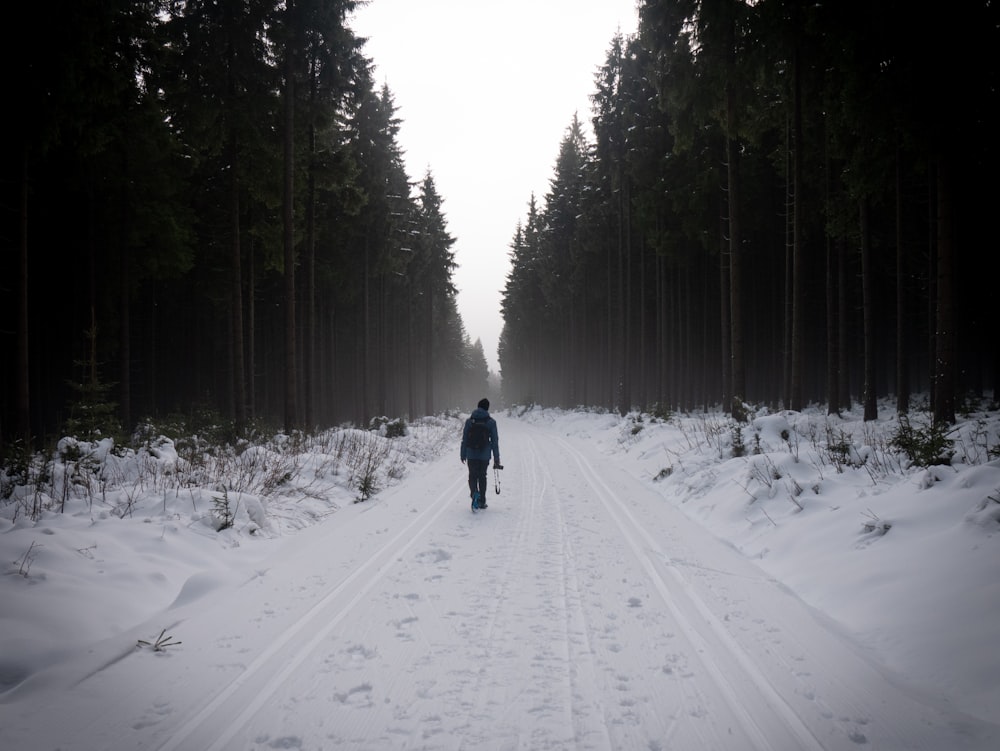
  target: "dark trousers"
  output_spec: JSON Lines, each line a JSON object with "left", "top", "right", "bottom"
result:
{"left": 467, "top": 459, "right": 489, "bottom": 499}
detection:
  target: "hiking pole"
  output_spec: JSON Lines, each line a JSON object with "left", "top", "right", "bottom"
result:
{"left": 494, "top": 464, "right": 503, "bottom": 494}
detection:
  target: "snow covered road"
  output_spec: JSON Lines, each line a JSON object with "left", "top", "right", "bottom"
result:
{"left": 1, "top": 418, "right": 995, "bottom": 750}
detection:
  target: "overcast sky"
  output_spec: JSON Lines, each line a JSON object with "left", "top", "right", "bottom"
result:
{"left": 349, "top": 1, "right": 640, "bottom": 374}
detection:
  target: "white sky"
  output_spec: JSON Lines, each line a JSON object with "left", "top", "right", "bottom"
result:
{"left": 349, "top": 1, "right": 641, "bottom": 372}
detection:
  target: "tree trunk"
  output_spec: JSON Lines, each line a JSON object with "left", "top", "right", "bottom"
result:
{"left": 621, "top": 175, "right": 632, "bottom": 415}
{"left": 425, "top": 284, "right": 434, "bottom": 415}
{"left": 861, "top": 198, "right": 877, "bottom": 421}
{"left": 615, "top": 168, "right": 627, "bottom": 416}
{"left": 408, "top": 283, "right": 416, "bottom": 419}
{"left": 378, "top": 273, "right": 387, "bottom": 417}
{"left": 230, "top": 141, "right": 246, "bottom": 430}
{"left": 933, "top": 153, "right": 956, "bottom": 424}
{"left": 607, "top": 225, "right": 615, "bottom": 411}
{"left": 362, "top": 234, "right": 371, "bottom": 423}
{"left": 927, "top": 170, "right": 937, "bottom": 410}
{"left": 895, "top": 148, "right": 909, "bottom": 415}
{"left": 789, "top": 50, "right": 804, "bottom": 412}
{"left": 727, "top": 106, "right": 745, "bottom": 418}
{"left": 282, "top": 0, "right": 298, "bottom": 433}
{"left": 656, "top": 255, "right": 666, "bottom": 409}
{"left": 119, "top": 228, "right": 131, "bottom": 430}
{"left": 782, "top": 119, "right": 793, "bottom": 409}
{"left": 838, "top": 236, "right": 850, "bottom": 408}
{"left": 824, "top": 124, "right": 839, "bottom": 415}
{"left": 16, "top": 146, "right": 30, "bottom": 445}
{"left": 247, "top": 231, "right": 256, "bottom": 420}
{"left": 719, "top": 211, "right": 731, "bottom": 413}
{"left": 825, "top": 228, "right": 839, "bottom": 416}
{"left": 304, "top": 105, "right": 317, "bottom": 427}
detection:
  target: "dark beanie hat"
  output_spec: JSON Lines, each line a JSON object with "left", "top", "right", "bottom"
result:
{"left": 478, "top": 398, "right": 490, "bottom": 410}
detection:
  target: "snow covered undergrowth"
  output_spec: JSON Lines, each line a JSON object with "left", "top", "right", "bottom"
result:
{"left": 0, "top": 416, "right": 459, "bottom": 695}
{"left": 517, "top": 398, "right": 1000, "bottom": 726}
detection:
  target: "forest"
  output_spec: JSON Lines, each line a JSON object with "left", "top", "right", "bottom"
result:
{"left": 2, "top": 0, "right": 491, "bottom": 452}
{"left": 3, "top": 1, "right": 999, "bottom": 459}
{"left": 499, "top": 0, "right": 999, "bottom": 422}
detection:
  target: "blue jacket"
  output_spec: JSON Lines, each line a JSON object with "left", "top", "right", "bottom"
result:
{"left": 461, "top": 407, "right": 500, "bottom": 464}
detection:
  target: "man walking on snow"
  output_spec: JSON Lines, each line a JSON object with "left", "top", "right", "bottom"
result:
{"left": 461, "top": 398, "right": 501, "bottom": 510}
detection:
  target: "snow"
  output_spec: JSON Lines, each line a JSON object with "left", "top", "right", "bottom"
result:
{"left": 1, "top": 402, "right": 998, "bottom": 750}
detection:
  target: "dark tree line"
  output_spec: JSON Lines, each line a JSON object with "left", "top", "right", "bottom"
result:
{"left": 2, "top": 0, "right": 489, "bottom": 450}
{"left": 500, "top": 0, "right": 999, "bottom": 423}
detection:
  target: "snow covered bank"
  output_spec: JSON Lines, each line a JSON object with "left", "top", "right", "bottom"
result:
{"left": 516, "top": 399, "right": 1000, "bottom": 725}
{"left": 0, "top": 416, "right": 460, "bottom": 695}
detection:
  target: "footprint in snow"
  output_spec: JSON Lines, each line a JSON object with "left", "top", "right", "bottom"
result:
{"left": 334, "top": 683, "right": 374, "bottom": 708}
{"left": 345, "top": 643, "right": 377, "bottom": 660}
{"left": 254, "top": 734, "right": 303, "bottom": 749}
{"left": 416, "top": 549, "right": 451, "bottom": 564}
{"left": 131, "top": 701, "right": 173, "bottom": 730}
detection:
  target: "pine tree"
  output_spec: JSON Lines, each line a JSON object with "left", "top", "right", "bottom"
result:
{"left": 413, "top": 172, "right": 457, "bottom": 415}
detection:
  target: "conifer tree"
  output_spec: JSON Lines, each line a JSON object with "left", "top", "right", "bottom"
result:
{"left": 413, "top": 172, "right": 457, "bottom": 415}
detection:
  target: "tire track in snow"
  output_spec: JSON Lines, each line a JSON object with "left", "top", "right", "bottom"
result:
{"left": 458, "top": 434, "right": 617, "bottom": 750}
{"left": 529, "top": 435, "right": 617, "bottom": 749}
{"left": 521, "top": 435, "right": 600, "bottom": 746}
{"left": 458, "top": 435, "right": 575, "bottom": 748}
{"left": 532, "top": 435, "right": 578, "bottom": 740}
{"left": 454, "top": 436, "right": 546, "bottom": 748}
{"left": 155, "top": 474, "right": 468, "bottom": 751}
{"left": 556, "top": 435, "right": 825, "bottom": 751}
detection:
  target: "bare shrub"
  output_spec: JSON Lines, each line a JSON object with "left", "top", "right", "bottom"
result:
{"left": 344, "top": 431, "right": 391, "bottom": 503}
{"left": 14, "top": 541, "right": 41, "bottom": 577}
